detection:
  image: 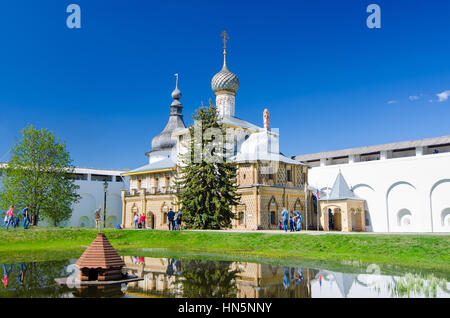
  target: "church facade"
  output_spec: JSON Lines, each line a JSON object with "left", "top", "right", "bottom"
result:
{"left": 121, "top": 40, "right": 316, "bottom": 231}
{"left": 120, "top": 35, "right": 450, "bottom": 233}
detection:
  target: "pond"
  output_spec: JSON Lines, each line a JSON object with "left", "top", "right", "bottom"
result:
{"left": 0, "top": 256, "right": 448, "bottom": 298}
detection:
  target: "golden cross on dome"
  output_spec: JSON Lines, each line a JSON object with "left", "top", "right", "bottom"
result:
{"left": 174, "top": 73, "right": 179, "bottom": 88}
{"left": 221, "top": 30, "right": 229, "bottom": 50}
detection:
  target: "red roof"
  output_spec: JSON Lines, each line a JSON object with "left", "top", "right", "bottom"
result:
{"left": 76, "top": 233, "right": 125, "bottom": 269}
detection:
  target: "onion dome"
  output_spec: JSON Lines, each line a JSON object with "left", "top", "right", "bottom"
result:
{"left": 211, "top": 62, "right": 240, "bottom": 95}
{"left": 151, "top": 74, "right": 186, "bottom": 152}
{"left": 211, "top": 36, "right": 239, "bottom": 95}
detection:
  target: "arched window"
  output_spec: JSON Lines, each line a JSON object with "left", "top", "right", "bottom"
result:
{"left": 397, "top": 209, "right": 412, "bottom": 227}
{"left": 268, "top": 197, "right": 278, "bottom": 226}
{"left": 441, "top": 208, "right": 450, "bottom": 227}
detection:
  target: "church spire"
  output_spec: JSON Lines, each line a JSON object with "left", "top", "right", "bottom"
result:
{"left": 221, "top": 30, "right": 229, "bottom": 68}
{"left": 211, "top": 30, "right": 240, "bottom": 118}
{"left": 150, "top": 74, "right": 185, "bottom": 153}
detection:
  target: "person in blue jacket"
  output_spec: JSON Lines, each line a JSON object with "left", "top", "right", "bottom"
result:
{"left": 22, "top": 206, "right": 30, "bottom": 229}
{"left": 281, "top": 208, "right": 289, "bottom": 232}
{"left": 295, "top": 211, "right": 303, "bottom": 231}
{"left": 167, "top": 209, "right": 175, "bottom": 230}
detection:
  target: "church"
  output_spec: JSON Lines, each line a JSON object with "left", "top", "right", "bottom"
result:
{"left": 120, "top": 34, "right": 317, "bottom": 231}
{"left": 120, "top": 34, "right": 450, "bottom": 233}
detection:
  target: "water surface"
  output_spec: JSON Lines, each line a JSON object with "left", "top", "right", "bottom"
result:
{"left": 0, "top": 256, "right": 448, "bottom": 298}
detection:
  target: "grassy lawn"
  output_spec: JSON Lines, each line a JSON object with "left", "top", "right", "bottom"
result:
{"left": 0, "top": 227, "right": 448, "bottom": 275}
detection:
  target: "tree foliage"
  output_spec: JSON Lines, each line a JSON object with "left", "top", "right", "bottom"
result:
{"left": 175, "top": 103, "right": 240, "bottom": 229}
{"left": 0, "top": 125, "right": 80, "bottom": 226}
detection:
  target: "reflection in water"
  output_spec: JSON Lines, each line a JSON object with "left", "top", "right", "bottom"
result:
{"left": 387, "top": 273, "right": 448, "bottom": 298}
{"left": 1, "top": 260, "right": 73, "bottom": 298}
{"left": 0, "top": 257, "right": 448, "bottom": 298}
{"left": 176, "top": 260, "right": 239, "bottom": 298}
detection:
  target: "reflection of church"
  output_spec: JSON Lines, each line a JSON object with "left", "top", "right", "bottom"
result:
{"left": 122, "top": 256, "right": 316, "bottom": 298}
{"left": 121, "top": 34, "right": 315, "bottom": 230}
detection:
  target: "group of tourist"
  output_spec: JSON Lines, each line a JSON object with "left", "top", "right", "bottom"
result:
{"left": 167, "top": 209, "right": 182, "bottom": 230}
{"left": 283, "top": 266, "right": 304, "bottom": 288}
{"left": 134, "top": 213, "right": 147, "bottom": 229}
{"left": 280, "top": 209, "right": 303, "bottom": 232}
{"left": 3, "top": 205, "right": 31, "bottom": 230}
{"left": 2, "top": 263, "right": 27, "bottom": 287}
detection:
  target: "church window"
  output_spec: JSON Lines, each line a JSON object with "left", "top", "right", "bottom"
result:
{"left": 238, "top": 212, "right": 245, "bottom": 225}
{"left": 287, "top": 169, "right": 292, "bottom": 182}
{"left": 270, "top": 211, "right": 276, "bottom": 225}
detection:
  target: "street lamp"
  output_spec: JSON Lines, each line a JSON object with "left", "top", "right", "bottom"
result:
{"left": 103, "top": 180, "right": 108, "bottom": 228}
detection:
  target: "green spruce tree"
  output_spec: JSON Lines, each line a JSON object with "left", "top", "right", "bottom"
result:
{"left": 176, "top": 102, "right": 240, "bottom": 229}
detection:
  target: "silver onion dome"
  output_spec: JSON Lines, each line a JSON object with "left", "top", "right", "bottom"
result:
{"left": 150, "top": 75, "right": 185, "bottom": 152}
{"left": 211, "top": 62, "right": 239, "bottom": 94}
{"left": 171, "top": 86, "right": 181, "bottom": 100}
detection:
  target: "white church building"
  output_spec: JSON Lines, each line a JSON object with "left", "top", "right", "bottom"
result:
{"left": 295, "top": 135, "right": 450, "bottom": 233}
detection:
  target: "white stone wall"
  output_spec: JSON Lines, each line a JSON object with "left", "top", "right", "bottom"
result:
{"left": 308, "top": 152, "right": 450, "bottom": 233}
{"left": 0, "top": 168, "right": 129, "bottom": 228}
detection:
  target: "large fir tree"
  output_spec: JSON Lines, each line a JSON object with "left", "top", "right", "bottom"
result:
{"left": 175, "top": 102, "right": 240, "bottom": 229}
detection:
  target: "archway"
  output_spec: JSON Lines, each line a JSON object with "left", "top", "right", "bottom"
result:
{"left": 161, "top": 203, "right": 169, "bottom": 228}
{"left": 441, "top": 208, "right": 450, "bottom": 227}
{"left": 147, "top": 212, "right": 155, "bottom": 229}
{"left": 328, "top": 208, "right": 342, "bottom": 231}
{"left": 397, "top": 209, "right": 413, "bottom": 228}
{"left": 131, "top": 204, "right": 138, "bottom": 228}
{"left": 268, "top": 196, "right": 278, "bottom": 229}
{"left": 78, "top": 216, "right": 93, "bottom": 227}
{"left": 351, "top": 209, "right": 356, "bottom": 231}
{"left": 106, "top": 216, "right": 117, "bottom": 228}
{"left": 386, "top": 181, "right": 416, "bottom": 232}
{"left": 430, "top": 179, "right": 450, "bottom": 232}
{"left": 293, "top": 198, "right": 305, "bottom": 230}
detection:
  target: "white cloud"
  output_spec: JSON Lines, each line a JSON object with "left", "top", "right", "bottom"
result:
{"left": 436, "top": 90, "right": 450, "bottom": 102}
{"left": 387, "top": 100, "right": 398, "bottom": 104}
{"left": 408, "top": 95, "right": 419, "bottom": 101}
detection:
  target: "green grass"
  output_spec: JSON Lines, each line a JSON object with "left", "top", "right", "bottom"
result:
{"left": 0, "top": 227, "right": 448, "bottom": 275}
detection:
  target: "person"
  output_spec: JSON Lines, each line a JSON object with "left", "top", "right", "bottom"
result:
{"left": 176, "top": 211, "right": 182, "bottom": 230}
{"left": 3, "top": 214, "right": 7, "bottom": 227}
{"left": 281, "top": 208, "right": 289, "bottom": 232}
{"left": 5, "top": 205, "right": 14, "bottom": 230}
{"left": 295, "top": 267, "right": 304, "bottom": 285}
{"left": 295, "top": 211, "right": 302, "bottom": 231}
{"left": 22, "top": 206, "right": 30, "bottom": 229}
{"left": 16, "top": 263, "right": 27, "bottom": 287}
{"left": 283, "top": 266, "right": 290, "bottom": 288}
{"left": 278, "top": 220, "right": 282, "bottom": 230}
{"left": 134, "top": 213, "right": 138, "bottom": 229}
{"left": 166, "top": 259, "right": 175, "bottom": 277}
{"left": 95, "top": 208, "right": 101, "bottom": 230}
{"left": 2, "top": 264, "right": 12, "bottom": 287}
{"left": 167, "top": 209, "right": 175, "bottom": 230}
{"left": 289, "top": 213, "right": 294, "bottom": 232}
{"left": 141, "top": 214, "right": 146, "bottom": 229}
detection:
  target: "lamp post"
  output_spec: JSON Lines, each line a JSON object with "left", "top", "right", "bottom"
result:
{"left": 103, "top": 180, "right": 108, "bottom": 228}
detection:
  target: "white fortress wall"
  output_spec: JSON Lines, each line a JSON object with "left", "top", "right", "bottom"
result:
{"left": 307, "top": 152, "right": 450, "bottom": 233}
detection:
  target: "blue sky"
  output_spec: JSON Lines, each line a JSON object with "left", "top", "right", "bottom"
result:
{"left": 0, "top": 0, "right": 449, "bottom": 170}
